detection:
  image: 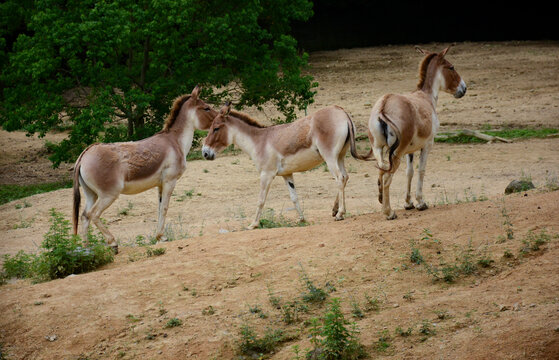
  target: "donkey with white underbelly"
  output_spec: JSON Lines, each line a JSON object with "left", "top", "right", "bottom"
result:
{"left": 202, "top": 103, "right": 371, "bottom": 229}
{"left": 72, "top": 86, "right": 218, "bottom": 253}
{"left": 368, "top": 46, "right": 467, "bottom": 219}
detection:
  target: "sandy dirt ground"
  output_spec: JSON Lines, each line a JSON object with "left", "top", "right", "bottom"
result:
{"left": 1, "top": 41, "right": 559, "bottom": 359}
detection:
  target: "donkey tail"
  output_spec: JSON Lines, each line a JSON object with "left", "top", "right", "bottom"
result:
{"left": 377, "top": 112, "right": 401, "bottom": 173}
{"left": 341, "top": 108, "right": 374, "bottom": 161}
{"left": 72, "top": 144, "right": 95, "bottom": 235}
{"left": 73, "top": 159, "right": 81, "bottom": 235}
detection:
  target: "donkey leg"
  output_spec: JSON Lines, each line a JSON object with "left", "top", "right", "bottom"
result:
{"left": 382, "top": 156, "right": 400, "bottom": 220}
{"left": 377, "top": 170, "right": 384, "bottom": 204}
{"left": 404, "top": 154, "right": 415, "bottom": 210}
{"left": 415, "top": 146, "right": 431, "bottom": 211}
{"left": 283, "top": 175, "right": 305, "bottom": 222}
{"left": 155, "top": 179, "right": 177, "bottom": 241}
{"left": 326, "top": 157, "right": 349, "bottom": 221}
{"left": 248, "top": 172, "right": 275, "bottom": 230}
{"left": 373, "top": 144, "right": 389, "bottom": 171}
{"left": 89, "top": 194, "right": 119, "bottom": 253}
{"left": 382, "top": 172, "right": 397, "bottom": 220}
{"left": 79, "top": 180, "right": 97, "bottom": 245}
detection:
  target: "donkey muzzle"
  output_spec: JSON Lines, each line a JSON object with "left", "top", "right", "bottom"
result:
{"left": 454, "top": 80, "right": 467, "bottom": 98}
{"left": 202, "top": 146, "right": 215, "bottom": 160}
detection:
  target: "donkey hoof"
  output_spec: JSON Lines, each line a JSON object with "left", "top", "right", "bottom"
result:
{"left": 110, "top": 245, "right": 119, "bottom": 255}
{"left": 378, "top": 195, "right": 383, "bottom": 204}
{"left": 386, "top": 212, "right": 397, "bottom": 220}
{"left": 335, "top": 215, "right": 344, "bottom": 221}
{"left": 404, "top": 203, "right": 415, "bottom": 210}
{"left": 416, "top": 203, "right": 428, "bottom": 211}
{"left": 247, "top": 223, "right": 258, "bottom": 230}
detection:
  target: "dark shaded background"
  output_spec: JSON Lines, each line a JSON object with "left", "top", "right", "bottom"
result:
{"left": 292, "top": 0, "right": 557, "bottom": 51}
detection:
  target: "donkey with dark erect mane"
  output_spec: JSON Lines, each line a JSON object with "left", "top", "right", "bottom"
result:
{"left": 73, "top": 86, "right": 218, "bottom": 253}
{"left": 202, "top": 103, "right": 372, "bottom": 229}
{"left": 368, "top": 46, "right": 466, "bottom": 220}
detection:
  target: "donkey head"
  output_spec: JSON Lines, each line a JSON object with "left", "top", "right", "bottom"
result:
{"left": 202, "top": 102, "right": 232, "bottom": 160}
{"left": 184, "top": 85, "right": 219, "bottom": 130}
{"left": 416, "top": 46, "right": 467, "bottom": 99}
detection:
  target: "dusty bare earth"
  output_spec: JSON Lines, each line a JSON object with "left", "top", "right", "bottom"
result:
{"left": 1, "top": 41, "right": 559, "bottom": 359}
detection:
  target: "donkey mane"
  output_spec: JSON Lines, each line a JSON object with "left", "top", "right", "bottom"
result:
{"left": 229, "top": 110, "right": 267, "bottom": 128}
{"left": 416, "top": 53, "right": 438, "bottom": 90}
{"left": 162, "top": 94, "right": 192, "bottom": 131}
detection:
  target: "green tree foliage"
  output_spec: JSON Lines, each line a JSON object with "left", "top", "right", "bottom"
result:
{"left": 1, "top": 0, "right": 316, "bottom": 166}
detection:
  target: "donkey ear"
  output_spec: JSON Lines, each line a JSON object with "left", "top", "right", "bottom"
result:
{"left": 415, "top": 46, "right": 429, "bottom": 55}
{"left": 220, "top": 102, "right": 231, "bottom": 116}
{"left": 440, "top": 45, "right": 453, "bottom": 57}
{"left": 191, "top": 85, "right": 201, "bottom": 99}
{"left": 191, "top": 85, "right": 200, "bottom": 99}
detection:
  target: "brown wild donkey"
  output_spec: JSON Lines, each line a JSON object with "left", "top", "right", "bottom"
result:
{"left": 368, "top": 46, "right": 466, "bottom": 219}
{"left": 73, "top": 86, "right": 218, "bottom": 253}
{"left": 202, "top": 103, "right": 371, "bottom": 229}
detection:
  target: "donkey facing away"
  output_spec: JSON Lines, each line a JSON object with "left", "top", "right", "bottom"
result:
{"left": 368, "top": 46, "right": 466, "bottom": 220}
{"left": 73, "top": 86, "right": 218, "bottom": 253}
{"left": 202, "top": 103, "right": 372, "bottom": 229}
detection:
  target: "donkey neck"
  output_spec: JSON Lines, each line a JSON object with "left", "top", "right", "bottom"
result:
{"left": 167, "top": 107, "right": 196, "bottom": 155}
{"left": 418, "top": 62, "right": 444, "bottom": 107}
{"left": 228, "top": 116, "right": 266, "bottom": 162}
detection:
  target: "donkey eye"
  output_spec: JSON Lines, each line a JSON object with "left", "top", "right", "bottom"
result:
{"left": 204, "top": 107, "right": 211, "bottom": 112}
{"left": 449, "top": 66, "right": 455, "bottom": 71}
{"left": 213, "top": 127, "right": 220, "bottom": 133}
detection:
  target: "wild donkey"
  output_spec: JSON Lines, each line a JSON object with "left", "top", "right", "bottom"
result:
{"left": 73, "top": 86, "right": 218, "bottom": 253}
{"left": 368, "top": 46, "right": 466, "bottom": 219}
{"left": 202, "top": 103, "right": 371, "bottom": 229}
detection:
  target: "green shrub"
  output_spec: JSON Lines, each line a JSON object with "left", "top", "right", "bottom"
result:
{"left": 164, "top": 318, "right": 182, "bottom": 328}
{"left": 238, "top": 325, "right": 288, "bottom": 356}
{"left": 2, "top": 251, "right": 36, "bottom": 279}
{"left": 1, "top": 208, "right": 113, "bottom": 282}
{"left": 308, "top": 298, "right": 366, "bottom": 359}
{"left": 520, "top": 229, "right": 551, "bottom": 254}
{"left": 145, "top": 247, "right": 166, "bottom": 257}
{"left": 410, "top": 247, "right": 424, "bottom": 265}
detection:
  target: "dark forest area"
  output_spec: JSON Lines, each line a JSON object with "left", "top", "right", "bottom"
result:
{"left": 292, "top": 0, "right": 557, "bottom": 51}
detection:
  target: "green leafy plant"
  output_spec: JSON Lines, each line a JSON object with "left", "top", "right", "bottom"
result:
{"left": 281, "top": 300, "right": 308, "bottom": 324}
{"left": 363, "top": 293, "right": 381, "bottom": 312}
{"left": 374, "top": 329, "right": 391, "bottom": 353}
{"left": 145, "top": 247, "right": 166, "bottom": 257}
{"left": 395, "top": 325, "right": 413, "bottom": 337}
{"left": 308, "top": 298, "right": 366, "bottom": 359}
{"left": 299, "top": 266, "right": 328, "bottom": 304}
{"left": 410, "top": 245, "right": 424, "bottom": 265}
{"left": 350, "top": 299, "right": 364, "bottom": 319}
{"left": 164, "top": 318, "right": 182, "bottom": 328}
{"left": 237, "top": 325, "right": 291, "bottom": 357}
{"left": 1, "top": 209, "right": 113, "bottom": 282}
{"left": 520, "top": 229, "right": 551, "bottom": 254}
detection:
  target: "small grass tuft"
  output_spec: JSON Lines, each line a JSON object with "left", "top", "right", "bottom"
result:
{"left": 164, "top": 318, "right": 182, "bottom": 328}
